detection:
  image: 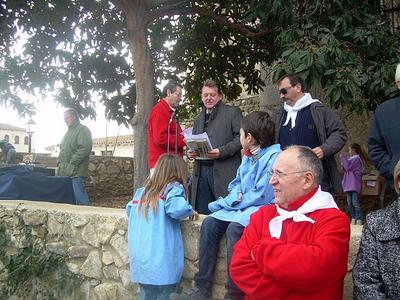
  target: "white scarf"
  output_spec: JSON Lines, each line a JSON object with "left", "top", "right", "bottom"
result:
{"left": 269, "top": 187, "right": 338, "bottom": 238}
{"left": 283, "top": 93, "right": 319, "bottom": 128}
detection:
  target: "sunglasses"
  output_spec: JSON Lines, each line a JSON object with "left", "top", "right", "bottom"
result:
{"left": 279, "top": 86, "right": 292, "bottom": 95}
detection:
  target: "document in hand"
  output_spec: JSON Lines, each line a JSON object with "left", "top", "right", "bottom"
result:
{"left": 182, "top": 128, "right": 213, "bottom": 158}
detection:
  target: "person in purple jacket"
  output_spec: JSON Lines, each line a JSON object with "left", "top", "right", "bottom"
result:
{"left": 340, "top": 143, "right": 369, "bottom": 225}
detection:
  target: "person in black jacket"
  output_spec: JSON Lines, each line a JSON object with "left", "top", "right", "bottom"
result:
{"left": 0, "top": 139, "right": 16, "bottom": 164}
{"left": 368, "top": 63, "right": 400, "bottom": 202}
{"left": 275, "top": 74, "right": 347, "bottom": 194}
{"left": 187, "top": 79, "right": 243, "bottom": 215}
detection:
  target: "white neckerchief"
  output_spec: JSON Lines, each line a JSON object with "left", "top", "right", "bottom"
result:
{"left": 269, "top": 187, "right": 338, "bottom": 238}
{"left": 283, "top": 93, "right": 319, "bottom": 128}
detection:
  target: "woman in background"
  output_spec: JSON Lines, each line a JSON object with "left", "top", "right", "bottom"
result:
{"left": 340, "top": 143, "right": 368, "bottom": 225}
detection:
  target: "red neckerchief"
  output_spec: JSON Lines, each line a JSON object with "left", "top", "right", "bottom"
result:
{"left": 244, "top": 149, "right": 252, "bottom": 157}
{"left": 286, "top": 186, "right": 319, "bottom": 211}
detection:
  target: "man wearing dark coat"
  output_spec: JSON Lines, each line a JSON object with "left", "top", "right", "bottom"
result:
{"left": 188, "top": 79, "right": 242, "bottom": 215}
{"left": 275, "top": 74, "right": 347, "bottom": 194}
{"left": 368, "top": 63, "right": 400, "bottom": 201}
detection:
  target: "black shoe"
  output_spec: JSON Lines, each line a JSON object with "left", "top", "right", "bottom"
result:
{"left": 169, "top": 287, "right": 209, "bottom": 300}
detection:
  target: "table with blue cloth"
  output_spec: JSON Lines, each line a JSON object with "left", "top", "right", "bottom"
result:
{"left": 0, "top": 165, "right": 76, "bottom": 204}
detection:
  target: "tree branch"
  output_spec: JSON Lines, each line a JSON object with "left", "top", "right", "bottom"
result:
{"left": 146, "top": 0, "right": 190, "bottom": 9}
{"left": 149, "top": 6, "right": 272, "bottom": 39}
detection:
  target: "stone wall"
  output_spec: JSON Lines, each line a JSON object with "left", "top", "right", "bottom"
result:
{"left": 0, "top": 200, "right": 361, "bottom": 300}
{"left": 0, "top": 201, "right": 133, "bottom": 299}
{"left": 87, "top": 156, "right": 133, "bottom": 199}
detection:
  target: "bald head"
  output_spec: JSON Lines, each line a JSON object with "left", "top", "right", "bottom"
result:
{"left": 269, "top": 146, "right": 322, "bottom": 208}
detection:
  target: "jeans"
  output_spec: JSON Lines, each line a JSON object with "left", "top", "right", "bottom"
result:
{"left": 138, "top": 283, "right": 177, "bottom": 300}
{"left": 196, "top": 164, "right": 215, "bottom": 214}
{"left": 346, "top": 191, "right": 361, "bottom": 220}
{"left": 194, "top": 217, "right": 245, "bottom": 299}
{"left": 72, "top": 177, "right": 90, "bottom": 205}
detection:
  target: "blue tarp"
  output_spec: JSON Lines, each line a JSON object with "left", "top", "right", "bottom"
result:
{"left": 0, "top": 165, "right": 76, "bottom": 204}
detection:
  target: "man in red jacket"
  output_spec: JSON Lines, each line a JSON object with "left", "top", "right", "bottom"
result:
{"left": 147, "top": 80, "right": 185, "bottom": 174}
{"left": 230, "top": 145, "right": 350, "bottom": 300}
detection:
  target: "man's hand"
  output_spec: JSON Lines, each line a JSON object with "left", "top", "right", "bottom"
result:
{"left": 207, "top": 148, "right": 220, "bottom": 159}
{"left": 312, "top": 147, "right": 324, "bottom": 159}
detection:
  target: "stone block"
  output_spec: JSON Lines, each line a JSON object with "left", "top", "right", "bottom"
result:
{"left": 71, "top": 215, "right": 89, "bottom": 227}
{"left": 31, "top": 225, "right": 46, "bottom": 238}
{"left": 103, "top": 264, "right": 119, "bottom": 280}
{"left": 80, "top": 251, "right": 103, "bottom": 279}
{"left": 102, "top": 250, "right": 114, "bottom": 265}
{"left": 68, "top": 245, "right": 91, "bottom": 258}
{"left": 94, "top": 283, "right": 118, "bottom": 300}
{"left": 120, "top": 269, "right": 132, "bottom": 288}
{"left": 110, "top": 234, "right": 129, "bottom": 265}
{"left": 47, "top": 215, "right": 65, "bottom": 236}
{"left": 22, "top": 210, "right": 47, "bottom": 225}
{"left": 82, "top": 218, "right": 116, "bottom": 247}
{"left": 182, "top": 220, "right": 201, "bottom": 261}
{"left": 182, "top": 259, "right": 198, "bottom": 280}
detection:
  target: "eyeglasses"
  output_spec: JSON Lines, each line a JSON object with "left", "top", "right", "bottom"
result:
{"left": 279, "top": 86, "right": 292, "bottom": 95}
{"left": 267, "top": 170, "right": 307, "bottom": 179}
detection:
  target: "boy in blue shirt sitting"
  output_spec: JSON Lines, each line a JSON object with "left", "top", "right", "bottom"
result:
{"left": 171, "top": 111, "right": 281, "bottom": 300}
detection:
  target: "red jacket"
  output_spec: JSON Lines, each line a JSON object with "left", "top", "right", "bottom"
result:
{"left": 147, "top": 99, "right": 185, "bottom": 168}
{"left": 230, "top": 195, "right": 350, "bottom": 300}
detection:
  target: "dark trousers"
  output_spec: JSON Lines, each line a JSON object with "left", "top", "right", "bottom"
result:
{"left": 196, "top": 164, "right": 215, "bottom": 214}
{"left": 321, "top": 163, "right": 333, "bottom": 194}
{"left": 194, "top": 216, "right": 245, "bottom": 299}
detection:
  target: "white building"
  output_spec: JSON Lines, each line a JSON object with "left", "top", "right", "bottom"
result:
{"left": 0, "top": 123, "right": 30, "bottom": 152}
{"left": 45, "top": 134, "right": 134, "bottom": 157}
{"left": 92, "top": 134, "right": 134, "bottom": 157}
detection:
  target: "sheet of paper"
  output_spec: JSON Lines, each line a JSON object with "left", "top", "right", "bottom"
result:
{"left": 182, "top": 128, "right": 213, "bottom": 159}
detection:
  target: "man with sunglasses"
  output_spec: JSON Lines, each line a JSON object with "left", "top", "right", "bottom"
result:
{"left": 275, "top": 74, "right": 347, "bottom": 194}
{"left": 368, "top": 63, "right": 400, "bottom": 202}
{"left": 230, "top": 146, "right": 350, "bottom": 300}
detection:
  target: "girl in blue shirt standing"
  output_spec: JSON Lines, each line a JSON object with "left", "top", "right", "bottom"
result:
{"left": 126, "top": 154, "right": 198, "bottom": 300}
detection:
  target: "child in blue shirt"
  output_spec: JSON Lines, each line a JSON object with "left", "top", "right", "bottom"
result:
{"left": 126, "top": 154, "right": 198, "bottom": 300}
{"left": 170, "top": 111, "right": 281, "bottom": 300}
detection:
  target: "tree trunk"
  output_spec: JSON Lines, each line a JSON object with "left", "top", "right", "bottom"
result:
{"left": 123, "top": 0, "right": 156, "bottom": 190}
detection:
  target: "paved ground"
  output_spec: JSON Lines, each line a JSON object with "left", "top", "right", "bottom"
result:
{"left": 91, "top": 195, "right": 131, "bottom": 209}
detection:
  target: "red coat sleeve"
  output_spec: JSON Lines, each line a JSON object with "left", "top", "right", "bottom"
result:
{"left": 230, "top": 208, "right": 287, "bottom": 297}
{"left": 148, "top": 104, "right": 185, "bottom": 151}
{"left": 253, "top": 209, "right": 350, "bottom": 292}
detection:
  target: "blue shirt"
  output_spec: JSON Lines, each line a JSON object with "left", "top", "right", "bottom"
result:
{"left": 126, "top": 182, "right": 193, "bottom": 285}
{"left": 208, "top": 144, "right": 281, "bottom": 226}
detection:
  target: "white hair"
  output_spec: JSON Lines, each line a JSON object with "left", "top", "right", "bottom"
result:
{"left": 396, "top": 63, "right": 400, "bottom": 82}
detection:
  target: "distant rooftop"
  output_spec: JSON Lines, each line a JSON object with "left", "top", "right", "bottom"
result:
{"left": 0, "top": 123, "right": 26, "bottom": 132}
{"left": 92, "top": 134, "right": 134, "bottom": 146}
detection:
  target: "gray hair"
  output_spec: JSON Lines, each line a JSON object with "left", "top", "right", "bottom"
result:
{"left": 287, "top": 145, "right": 323, "bottom": 185}
{"left": 64, "top": 108, "right": 79, "bottom": 120}
{"left": 395, "top": 63, "right": 400, "bottom": 82}
{"left": 162, "top": 80, "right": 182, "bottom": 98}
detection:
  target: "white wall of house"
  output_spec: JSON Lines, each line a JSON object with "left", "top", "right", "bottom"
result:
{"left": 0, "top": 124, "right": 31, "bottom": 153}
{"left": 92, "top": 143, "right": 133, "bottom": 157}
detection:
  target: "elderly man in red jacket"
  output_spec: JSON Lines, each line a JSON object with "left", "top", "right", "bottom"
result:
{"left": 230, "top": 145, "right": 350, "bottom": 300}
{"left": 147, "top": 80, "right": 185, "bottom": 174}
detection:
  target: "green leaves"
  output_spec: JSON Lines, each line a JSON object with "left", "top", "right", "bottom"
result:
{"left": 1, "top": 0, "right": 399, "bottom": 122}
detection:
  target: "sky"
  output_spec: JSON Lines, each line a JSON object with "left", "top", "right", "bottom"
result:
{"left": 0, "top": 100, "right": 132, "bottom": 153}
